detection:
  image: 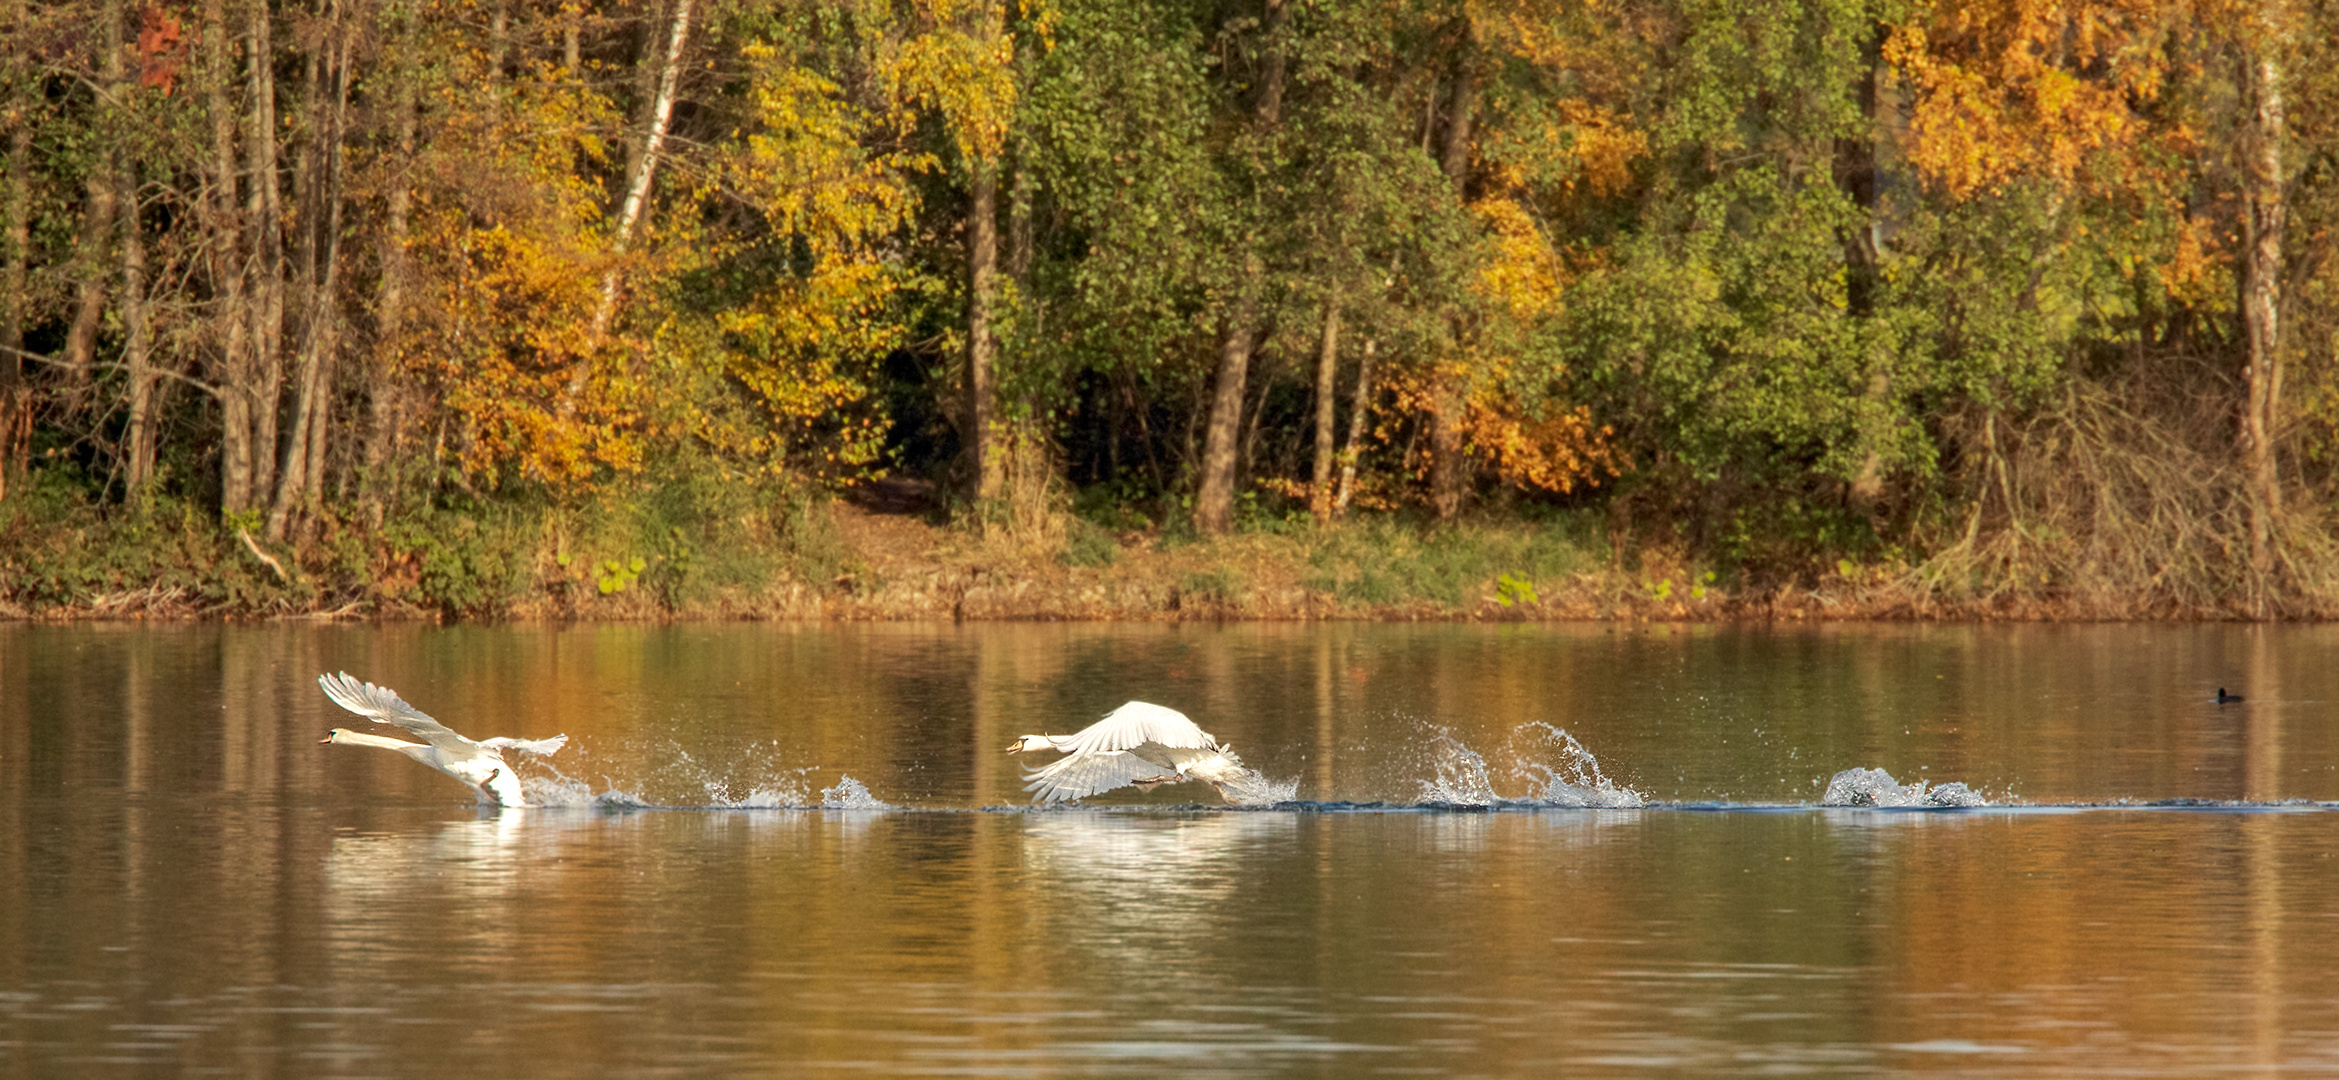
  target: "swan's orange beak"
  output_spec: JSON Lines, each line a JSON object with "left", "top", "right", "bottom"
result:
{"left": 1005, "top": 740, "right": 1024, "bottom": 753}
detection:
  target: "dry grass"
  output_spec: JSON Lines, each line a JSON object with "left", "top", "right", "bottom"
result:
{"left": 1893, "top": 363, "right": 2339, "bottom": 619}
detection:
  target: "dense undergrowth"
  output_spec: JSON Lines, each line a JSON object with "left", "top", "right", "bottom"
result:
{"left": 10, "top": 446, "right": 2336, "bottom": 622}
{"left": 0, "top": 462, "right": 832, "bottom": 619}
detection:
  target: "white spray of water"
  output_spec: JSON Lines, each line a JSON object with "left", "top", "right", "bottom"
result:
{"left": 1212, "top": 766, "right": 1299, "bottom": 806}
{"left": 522, "top": 773, "right": 647, "bottom": 809}
{"left": 1821, "top": 767, "right": 1987, "bottom": 808}
{"left": 1507, "top": 723, "right": 1645, "bottom": 808}
{"left": 516, "top": 737, "right": 895, "bottom": 809}
{"left": 1414, "top": 724, "right": 1644, "bottom": 807}
{"left": 819, "top": 776, "right": 896, "bottom": 810}
{"left": 527, "top": 736, "right": 851, "bottom": 808}
{"left": 1417, "top": 729, "right": 1500, "bottom": 806}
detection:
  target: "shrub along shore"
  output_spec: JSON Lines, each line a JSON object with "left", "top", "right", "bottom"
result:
{"left": 8, "top": 481, "right": 2333, "bottom": 623}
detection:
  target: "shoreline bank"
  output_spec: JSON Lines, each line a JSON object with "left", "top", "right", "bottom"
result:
{"left": 4, "top": 500, "right": 2309, "bottom": 624}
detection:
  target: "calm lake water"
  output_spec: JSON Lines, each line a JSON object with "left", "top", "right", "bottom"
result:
{"left": 4, "top": 621, "right": 2339, "bottom": 1077}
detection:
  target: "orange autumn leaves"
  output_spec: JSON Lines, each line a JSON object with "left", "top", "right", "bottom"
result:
{"left": 1885, "top": 0, "right": 2191, "bottom": 200}
{"left": 1885, "top": 0, "right": 2275, "bottom": 303}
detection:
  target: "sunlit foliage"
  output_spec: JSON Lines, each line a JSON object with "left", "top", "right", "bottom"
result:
{"left": 4, "top": 0, "right": 2338, "bottom": 608}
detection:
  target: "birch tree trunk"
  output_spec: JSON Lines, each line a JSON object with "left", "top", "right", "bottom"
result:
{"left": 564, "top": 8, "right": 582, "bottom": 75}
{"left": 2241, "top": 45, "right": 2286, "bottom": 576}
{"left": 586, "top": 0, "right": 692, "bottom": 343}
{"left": 560, "top": 0, "right": 691, "bottom": 414}
{"left": 1309, "top": 302, "right": 1340, "bottom": 522}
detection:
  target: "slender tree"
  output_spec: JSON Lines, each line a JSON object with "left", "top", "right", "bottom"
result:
{"left": 1194, "top": 0, "right": 1285, "bottom": 534}
{"left": 1309, "top": 300, "right": 1340, "bottom": 521}
{"left": 2240, "top": 27, "right": 2287, "bottom": 574}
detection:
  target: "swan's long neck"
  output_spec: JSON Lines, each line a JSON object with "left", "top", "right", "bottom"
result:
{"left": 1009, "top": 734, "right": 1075, "bottom": 753}
{"left": 324, "top": 729, "right": 427, "bottom": 752}
{"left": 477, "top": 767, "right": 528, "bottom": 807}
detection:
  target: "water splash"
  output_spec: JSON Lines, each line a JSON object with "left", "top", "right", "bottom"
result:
{"left": 522, "top": 770, "right": 647, "bottom": 809}
{"left": 1213, "top": 767, "right": 1299, "bottom": 806}
{"left": 1410, "top": 725, "right": 1642, "bottom": 808}
{"left": 1507, "top": 723, "right": 1645, "bottom": 808}
{"left": 819, "top": 776, "right": 896, "bottom": 810}
{"left": 1821, "top": 767, "right": 1988, "bottom": 808}
{"left": 660, "top": 745, "right": 818, "bottom": 807}
{"left": 526, "top": 736, "right": 834, "bottom": 808}
{"left": 725, "top": 781, "right": 812, "bottom": 809}
{"left": 1417, "top": 729, "right": 1499, "bottom": 806}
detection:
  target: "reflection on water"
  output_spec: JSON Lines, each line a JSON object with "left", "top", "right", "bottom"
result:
{"left": 10, "top": 620, "right": 2335, "bottom": 806}
{"left": 1022, "top": 814, "right": 1300, "bottom": 983}
{"left": 5, "top": 622, "right": 2339, "bottom": 1076}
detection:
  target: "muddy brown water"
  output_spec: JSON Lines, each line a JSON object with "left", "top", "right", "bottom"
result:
{"left": 5, "top": 622, "right": 2339, "bottom": 1076}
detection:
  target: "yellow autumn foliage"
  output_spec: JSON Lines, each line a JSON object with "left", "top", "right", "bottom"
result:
{"left": 1884, "top": 0, "right": 2200, "bottom": 200}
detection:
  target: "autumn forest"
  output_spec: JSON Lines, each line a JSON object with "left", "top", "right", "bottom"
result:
{"left": 3, "top": 0, "right": 2338, "bottom": 619}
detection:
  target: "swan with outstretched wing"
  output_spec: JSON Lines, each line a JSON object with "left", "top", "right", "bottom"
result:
{"left": 1008, "top": 701, "right": 1242, "bottom": 803}
{"left": 318, "top": 672, "right": 568, "bottom": 807}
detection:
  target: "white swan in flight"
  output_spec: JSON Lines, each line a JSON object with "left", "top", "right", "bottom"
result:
{"left": 318, "top": 672, "right": 568, "bottom": 807}
{"left": 1009, "top": 701, "right": 1245, "bottom": 803}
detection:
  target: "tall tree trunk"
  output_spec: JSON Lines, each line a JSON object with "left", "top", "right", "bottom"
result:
{"left": 61, "top": 184, "right": 111, "bottom": 407}
{"left": 488, "top": 0, "right": 510, "bottom": 84}
{"left": 2241, "top": 45, "right": 2286, "bottom": 575}
{"left": 965, "top": 156, "right": 1000, "bottom": 502}
{"left": 1254, "top": 0, "right": 1285, "bottom": 124}
{"left": 1309, "top": 302, "right": 1340, "bottom": 522}
{"left": 1429, "top": 42, "right": 1477, "bottom": 520}
{"left": 1194, "top": 309, "right": 1256, "bottom": 534}
{"left": 1192, "top": 0, "right": 1284, "bottom": 535}
{"left": 206, "top": 0, "right": 254, "bottom": 512}
{"left": 562, "top": 0, "right": 691, "bottom": 415}
{"left": 119, "top": 173, "right": 158, "bottom": 491}
{"left": 585, "top": 0, "right": 691, "bottom": 343}
{"left": 1334, "top": 336, "right": 1375, "bottom": 513}
{"left": 269, "top": 1, "right": 350, "bottom": 539}
{"left": 0, "top": 119, "right": 31, "bottom": 499}
{"left": 62, "top": 0, "right": 128, "bottom": 411}
{"left": 363, "top": 36, "right": 416, "bottom": 515}
{"left": 563, "top": 6, "right": 581, "bottom": 74}
{"left": 242, "top": 0, "right": 285, "bottom": 510}
{"left": 1839, "top": 25, "right": 1892, "bottom": 516}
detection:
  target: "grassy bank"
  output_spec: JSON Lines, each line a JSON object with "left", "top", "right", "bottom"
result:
{"left": 8, "top": 470, "right": 2336, "bottom": 622}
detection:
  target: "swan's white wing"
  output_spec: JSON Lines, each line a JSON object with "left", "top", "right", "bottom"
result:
{"left": 318, "top": 672, "right": 472, "bottom": 750}
{"left": 479, "top": 734, "right": 569, "bottom": 757}
{"left": 1022, "top": 751, "right": 1178, "bottom": 803}
{"left": 1052, "top": 701, "right": 1217, "bottom": 757}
